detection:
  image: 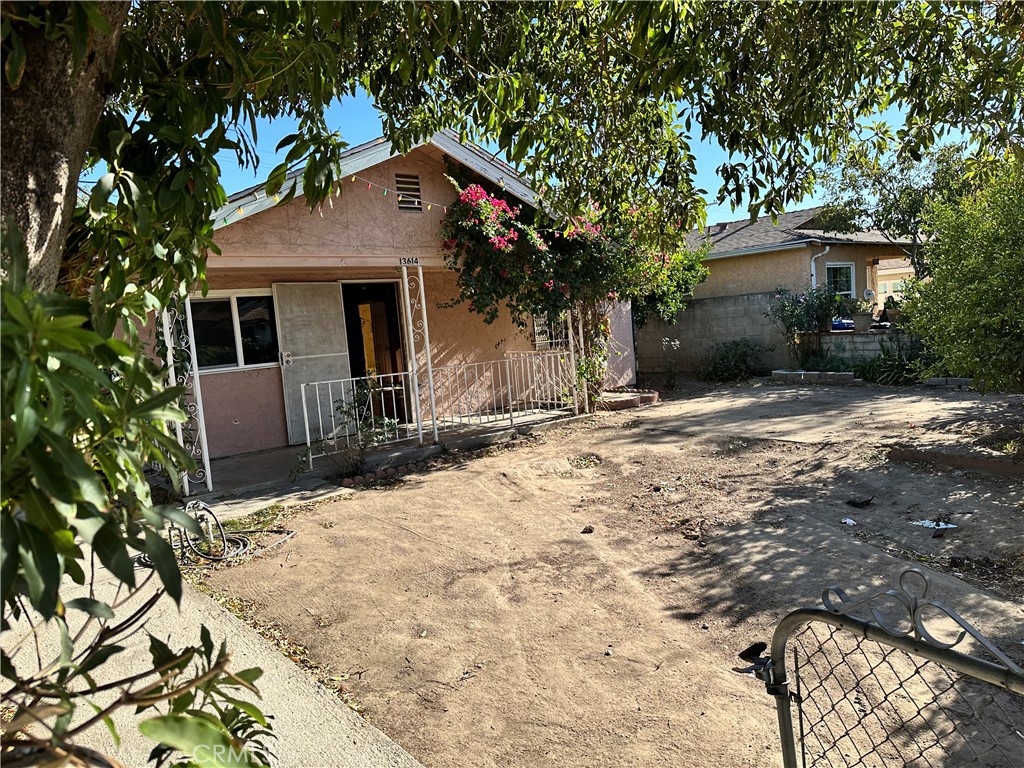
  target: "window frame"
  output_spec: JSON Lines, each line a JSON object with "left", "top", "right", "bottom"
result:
{"left": 190, "top": 289, "right": 280, "bottom": 374}
{"left": 824, "top": 262, "right": 856, "bottom": 299}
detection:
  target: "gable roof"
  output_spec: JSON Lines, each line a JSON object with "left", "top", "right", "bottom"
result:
{"left": 692, "top": 206, "right": 911, "bottom": 260}
{"left": 214, "top": 129, "right": 536, "bottom": 229}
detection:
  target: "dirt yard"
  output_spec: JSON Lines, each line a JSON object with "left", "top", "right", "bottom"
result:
{"left": 205, "top": 383, "right": 1024, "bottom": 768}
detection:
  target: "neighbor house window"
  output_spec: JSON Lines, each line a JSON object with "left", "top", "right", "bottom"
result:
{"left": 395, "top": 174, "right": 422, "bottom": 212}
{"left": 825, "top": 263, "right": 855, "bottom": 298}
{"left": 878, "top": 281, "right": 890, "bottom": 294}
{"left": 192, "top": 294, "right": 279, "bottom": 370}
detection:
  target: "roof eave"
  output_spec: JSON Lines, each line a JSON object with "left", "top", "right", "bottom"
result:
{"left": 702, "top": 239, "right": 820, "bottom": 261}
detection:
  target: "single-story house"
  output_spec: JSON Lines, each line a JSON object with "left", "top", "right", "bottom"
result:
{"left": 160, "top": 131, "right": 636, "bottom": 493}
{"left": 634, "top": 207, "right": 913, "bottom": 373}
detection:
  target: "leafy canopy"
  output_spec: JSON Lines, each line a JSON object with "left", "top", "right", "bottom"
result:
{"left": 1, "top": 0, "right": 1023, "bottom": 761}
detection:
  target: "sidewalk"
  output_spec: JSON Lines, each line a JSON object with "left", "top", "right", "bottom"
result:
{"left": 3, "top": 568, "right": 423, "bottom": 768}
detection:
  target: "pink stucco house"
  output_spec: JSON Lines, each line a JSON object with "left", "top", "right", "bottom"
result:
{"left": 165, "top": 132, "right": 635, "bottom": 492}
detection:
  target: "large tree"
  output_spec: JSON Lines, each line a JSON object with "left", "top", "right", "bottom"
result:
{"left": 814, "top": 143, "right": 981, "bottom": 277}
{"left": 2, "top": 1, "right": 1021, "bottom": 763}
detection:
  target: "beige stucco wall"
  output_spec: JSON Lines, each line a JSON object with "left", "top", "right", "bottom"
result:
{"left": 214, "top": 149, "right": 459, "bottom": 263}
{"left": 696, "top": 248, "right": 814, "bottom": 299}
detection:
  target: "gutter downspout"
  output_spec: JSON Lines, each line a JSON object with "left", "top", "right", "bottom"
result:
{"left": 809, "top": 245, "right": 830, "bottom": 288}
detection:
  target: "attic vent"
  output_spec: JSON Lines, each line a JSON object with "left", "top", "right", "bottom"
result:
{"left": 395, "top": 174, "right": 422, "bottom": 211}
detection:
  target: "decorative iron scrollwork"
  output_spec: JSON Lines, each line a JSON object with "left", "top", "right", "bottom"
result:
{"left": 822, "top": 568, "right": 1023, "bottom": 675}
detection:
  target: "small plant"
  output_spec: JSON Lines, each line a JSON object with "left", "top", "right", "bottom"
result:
{"left": 695, "top": 338, "right": 771, "bottom": 382}
{"left": 330, "top": 378, "right": 401, "bottom": 476}
{"left": 767, "top": 285, "right": 845, "bottom": 365}
{"left": 800, "top": 350, "right": 852, "bottom": 372}
{"left": 839, "top": 296, "right": 875, "bottom": 317}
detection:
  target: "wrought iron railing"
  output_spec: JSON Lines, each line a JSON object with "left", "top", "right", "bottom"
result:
{"left": 432, "top": 350, "right": 575, "bottom": 432}
{"left": 302, "top": 370, "right": 417, "bottom": 464}
{"left": 742, "top": 569, "right": 1024, "bottom": 768}
{"left": 302, "top": 350, "right": 576, "bottom": 467}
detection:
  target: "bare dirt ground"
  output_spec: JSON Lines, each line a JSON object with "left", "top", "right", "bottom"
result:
{"left": 204, "top": 383, "right": 1024, "bottom": 768}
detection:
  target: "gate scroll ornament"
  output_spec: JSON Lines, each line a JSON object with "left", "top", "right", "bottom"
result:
{"left": 741, "top": 568, "right": 1024, "bottom": 768}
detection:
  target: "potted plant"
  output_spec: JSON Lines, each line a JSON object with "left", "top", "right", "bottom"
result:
{"left": 883, "top": 295, "right": 903, "bottom": 325}
{"left": 844, "top": 297, "right": 876, "bottom": 332}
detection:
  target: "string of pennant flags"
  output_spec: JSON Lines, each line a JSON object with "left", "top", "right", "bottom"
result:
{"left": 223, "top": 171, "right": 463, "bottom": 225}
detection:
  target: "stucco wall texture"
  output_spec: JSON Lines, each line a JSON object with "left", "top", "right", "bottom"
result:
{"left": 215, "top": 150, "right": 459, "bottom": 261}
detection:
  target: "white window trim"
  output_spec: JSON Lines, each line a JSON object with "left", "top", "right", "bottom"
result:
{"left": 191, "top": 291, "right": 280, "bottom": 374}
{"left": 825, "top": 262, "right": 856, "bottom": 298}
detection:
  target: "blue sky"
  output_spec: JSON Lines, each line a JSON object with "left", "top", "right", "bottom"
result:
{"left": 217, "top": 90, "right": 827, "bottom": 225}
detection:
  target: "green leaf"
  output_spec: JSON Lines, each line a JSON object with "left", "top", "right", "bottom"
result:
{"left": 65, "top": 597, "right": 115, "bottom": 619}
{"left": 17, "top": 523, "right": 61, "bottom": 618}
{"left": 4, "top": 29, "right": 25, "bottom": 89}
{"left": 215, "top": 693, "right": 268, "bottom": 727}
{"left": 92, "top": 523, "right": 136, "bottom": 588}
{"left": 139, "top": 715, "right": 263, "bottom": 767}
{"left": 144, "top": 527, "right": 183, "bottom": 604}
{"left": 89, "top": 173, "right": 117, "bottom": 219}
{"left": 0, "top": 517, "right": 20, "bottom": 605}
{"left": 77, "top": 644, "right": 125, "bottom": 677}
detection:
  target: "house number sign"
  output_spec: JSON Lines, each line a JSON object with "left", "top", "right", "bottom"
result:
{"left": 399, "top": 257, "right": 420, "bottom": 265}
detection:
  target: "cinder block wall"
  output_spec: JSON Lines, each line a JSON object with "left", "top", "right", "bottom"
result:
{"left": 820, "top": 332, "right": 890, "bottom": 362}
{"left": 635, "top": 291, "right": 791, "bottom": 373}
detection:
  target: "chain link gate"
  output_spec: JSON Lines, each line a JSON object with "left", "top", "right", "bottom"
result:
{"left": 743, "top": 569, "right": 1024, "bottom": 767}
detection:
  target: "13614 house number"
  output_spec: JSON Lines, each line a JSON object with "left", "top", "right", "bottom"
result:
{"left": 399, "top": 257, "right": 420, "bottom": 265}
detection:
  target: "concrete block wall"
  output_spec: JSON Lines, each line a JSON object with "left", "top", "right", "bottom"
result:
{"left": 636, "top": 292, "right": 906, "bottom": 376}
{"left": 635, "top": 291, "right": 790, "bottom": 374}
{"left": 820, "top": 331, "right": 889, "bottom": 362}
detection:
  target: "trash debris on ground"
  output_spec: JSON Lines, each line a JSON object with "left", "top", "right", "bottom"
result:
{"left": 910, "top": 519, "right": 958, "bottom": 529}
{"left": 841, "top": 518, "right": 858, "bottom": 526}
{"left": 846, "top": 496, "right": 875, "bottom": 508}
{"left": 580, "top": 525, "right": 595, "bottom": 534}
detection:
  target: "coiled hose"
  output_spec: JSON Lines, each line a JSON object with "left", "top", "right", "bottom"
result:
{"left": 138, "top": 500, "right": 296, "bottom": 568}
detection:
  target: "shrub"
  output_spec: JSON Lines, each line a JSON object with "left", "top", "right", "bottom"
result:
{"left": 852, "top": 331, "right": 927, "bottom": 385}
{"left": 695, "top": 338, "right": 771, "bottom": 382}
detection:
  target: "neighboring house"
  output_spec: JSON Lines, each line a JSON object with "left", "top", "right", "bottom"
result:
{"left": 876, "top": 258, "right": 915, "bottom": 307}
{"left": 162, "top": 131, "right": 635, "bottom": 492}
{"left": 635, "top": 207, "right": 912, "bottom": 373}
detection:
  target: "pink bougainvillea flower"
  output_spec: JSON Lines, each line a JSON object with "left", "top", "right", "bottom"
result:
{"left": 544, "top": 280, "right": 555, "bottom": 291}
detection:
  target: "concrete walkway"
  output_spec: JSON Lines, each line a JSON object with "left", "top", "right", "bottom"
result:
{"left": 2, "top": 568, "right": 424, "bottom": 768}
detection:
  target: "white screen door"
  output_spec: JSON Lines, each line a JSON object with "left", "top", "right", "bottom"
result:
{"left": 273, "top": 282, "right": 351, "bottom": 444}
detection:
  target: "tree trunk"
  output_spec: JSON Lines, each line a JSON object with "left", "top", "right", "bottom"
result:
{"left": 1, "top": 2, "right": 128, "bottom": 292}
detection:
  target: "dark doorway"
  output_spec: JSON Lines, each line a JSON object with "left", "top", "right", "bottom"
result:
{"left": 341, "top": 282, "right": 404, "bottom": 379}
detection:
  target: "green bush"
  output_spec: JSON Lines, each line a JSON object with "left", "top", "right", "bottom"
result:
{"left": 695, "top": 338, "right": 771, "bottom": 382}
{"left": 904, "top": 156, "right": 1024, "bottom": 392}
